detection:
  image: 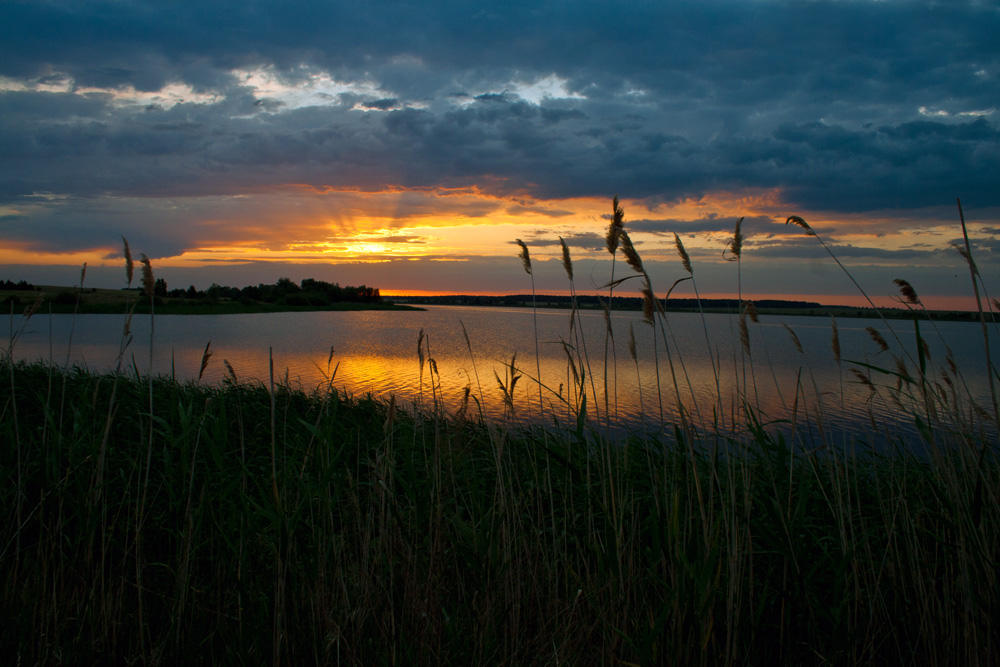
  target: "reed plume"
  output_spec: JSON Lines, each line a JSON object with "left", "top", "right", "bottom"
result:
{"left": 606, "top": 195, "right": 624, "bottom": 255}
{"left": 619, "top": 231, "right": 644, "bottom": 274}
{"left": 831, "top": 316, "right": 841, "bottom": 364}
{"left": 725, "top": 216, "right": 744, "bottom": 261}
{"left": 673, "top": 233, "right": 692, "bottom": 274}
{"left": 785, "top": 215, "right": 816, "bottom": 236}
{"left": 559, "top": 236, "right": 573, "bottom": 281}
{"left": 866, "top": 326, "right": 889, "bottom": 353}
{"left": 783, "top": 324, "right": 803, "bottom": 354}
{"left": 641, "top": 281, "right": 655, "bottom": 325}
{"left": 140, "top": 255, "right": 154, "bottom": 298}
{"left": 893, "top": 278, "right": 921, "bottom": 306}
{"left": 224, "top": 359, "right": 238, "bottom": 384}
{"left": 516, "top": 239, "right": 532, "bottom": 275}
{"left": 123, "top": 237, "right": 134, "bottom": 288}
{"left": 738, "top": 302, "right": 756, "bottom": 356}
{"left": 198, "top": 341, "right": 212, "bottom": 382}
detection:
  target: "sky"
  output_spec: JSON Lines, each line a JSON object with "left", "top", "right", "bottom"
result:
{"left": 1, "top": 0, "right": 998, "bottom": 309}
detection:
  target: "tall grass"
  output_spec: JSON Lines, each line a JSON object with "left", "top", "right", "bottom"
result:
{"left": 0, "top": 202, "right": 997, "bottom": 666}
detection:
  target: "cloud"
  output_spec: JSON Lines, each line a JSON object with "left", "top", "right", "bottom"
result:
{"left": 1, "top": 0, "right": 999, "bottom": 299}
{"left": 629, "top": 215, "right": 772, "bottom": 236}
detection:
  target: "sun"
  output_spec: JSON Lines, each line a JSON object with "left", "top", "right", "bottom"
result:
{"left": 345, "top": 242, "right": 389, "bottom": 255}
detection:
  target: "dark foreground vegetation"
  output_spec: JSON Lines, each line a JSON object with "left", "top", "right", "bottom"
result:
{"left": 2, "top": 204, "right": 999, "bottom": 665}
{"left": 1, "top": 357, "right": 998, "bottom": 666}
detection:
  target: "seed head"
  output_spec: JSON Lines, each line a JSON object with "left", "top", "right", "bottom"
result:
{"left": 866, "top": 326, "right": 889, "bottom": 352}
{"left": 673, "top": 233, "right": 692, "bottom": 274}
{"left": 122, "top": 236, "right": 134, "bottom": 287}
{"left": 641, "top": 281, "right": 655, "bottom": 325}
{"left": 139, "top": 255, "right": 154, "bottom": 298}
{"left": 619, "top": 231, "right": 644, "bottom": 274}
{"left": 738, "top": 308, "right": 750, "bottom": 355}
{"left": 559, "top": 236, "right": 573, "bottom": 280}
{"left": 893, "top": 278, "right": 921, "bottom": 306}
{"left": 783, "top": 324, "right": 803, "bottom": 354}
{"left": 515, "top": 239, "right": 532, "bottom": 275}
{"left": 606, "top": 195, "right": 625, "bottom": 255}
{"left": 831, "top": 316, "right": 841, "bottom": 364}
{"left": 785, "top": 215, "right": 816, "bottom": 236}
{"left": 726, "top": 217, "right": 744, "bottom": 261}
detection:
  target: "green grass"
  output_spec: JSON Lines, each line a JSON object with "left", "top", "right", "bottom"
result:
{"left": 2, "top": 357, "right": 997, "bottom": 665}
{"left": 1, "top": 209, "right": 998, "bottom": 666}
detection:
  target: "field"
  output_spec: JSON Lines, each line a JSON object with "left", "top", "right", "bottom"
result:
{"left": 2, "top": 208, "right": 998, "bottom": 665}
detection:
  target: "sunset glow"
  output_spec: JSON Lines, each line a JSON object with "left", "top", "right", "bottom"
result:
{"left": 1, "top": 1, "right": 997, "bottom": 307}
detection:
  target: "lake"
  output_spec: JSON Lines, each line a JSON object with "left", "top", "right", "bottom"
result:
{"left": 5, "top": 304, "right": 998, "bottom": 444}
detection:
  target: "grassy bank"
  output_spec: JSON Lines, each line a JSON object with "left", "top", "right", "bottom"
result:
{"left": 1, "top": 355, "right": 997, "bottom": 665}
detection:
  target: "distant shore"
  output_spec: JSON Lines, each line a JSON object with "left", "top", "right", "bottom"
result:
{"left": 393, "top": 293, "right": 990, "bottom": 322}
{"left": 0, "top": 284, "right": 422, "bottom": 315}
{"left": 2, "top": 285, "right": 991, "bottom": 321}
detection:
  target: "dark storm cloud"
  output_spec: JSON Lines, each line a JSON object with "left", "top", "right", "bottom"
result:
{"left": 629, "top": 216, "right": 773, "bottom": 236}
{"left": 517, "top": 232, "right": 607, "bottom": 252}
{"left": 1, "top": 0, "right": 998, "bottom": 257}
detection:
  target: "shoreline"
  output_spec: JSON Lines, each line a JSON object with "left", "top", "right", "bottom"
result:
{"left": 1, "top": 285, "right": 990, "bottom": 321}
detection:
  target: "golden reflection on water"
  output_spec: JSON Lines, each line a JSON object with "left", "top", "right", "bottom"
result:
{"left": 6, "top": 306, "right": 998, "bottom": 440}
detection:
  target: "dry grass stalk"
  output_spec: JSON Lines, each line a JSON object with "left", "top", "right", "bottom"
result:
{"left": 953, "top": 243, "right": 977, "bottom": 273}
{"left": 417, "top": 328, "right": 426, "bottom": 372}
{"left": 739, "top": 300, "right": 757, "bottom": 356}
{"left": 23, "top": 295, "right": 43, "bottom": 320}
{"left": 606, "top": 195, "right": 624, "bottom": 255}
{"left": 783, "top": 324, "right": 803, "bottom": 354}
{"left": 831, "top": 316, "right": 841, "bottom": 364}
{"left": 516, "top": 239, "right": 532, "bottom": 275}
{"left": 122, "top": 237, "right": 134, "bottom": 287}
{"left": 725, "top": 217, "right": 744, "bottom": 261}
{"left": 673, "top": 233, "right": 692, "bottom": 274}
{"left": 382, "top": 395, "right": 397, "bottom": 435}
{"left": 619, "top": 231, "right": 644, "bottom": 274}
{"left": 224, "top": 359, "right": 238, "bottom": 383}
{"left": 866, "top": 326, "right": 889, "bottom": 352}
{"left": 627, "top": 322, "right": 637, "bottom": 362}
{"left": 893, "top": 278, "right": 921, "bottom": 306}
{"left": 738, "top": 308, "right": 750, "bottom": 356}
{"left": 559, "top": 236, "right": 573, "bottom": 280}
{"left": 198, "top": 341, "right": 212, "bottom": 382}
{"left": 139, "top": 255, "right": 154, "bottom": 298}
{"left": 850, "top": 368, "right": 877, "bottom": 396}
{"left": 785, "top": 215, "right": 816, "bottom": 236}
{"left": 641, "top": 281, "right": 655, "bottom": 325}
{"left": 894, "top": 356, "right": 910, "bottom": 391}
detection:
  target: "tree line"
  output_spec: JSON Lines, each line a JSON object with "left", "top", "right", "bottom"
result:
{"left": 167, "top": 277, "right": 382, "bottom": 306}
{"left": 1, "top": 277, "right": 382, "bottom": 307}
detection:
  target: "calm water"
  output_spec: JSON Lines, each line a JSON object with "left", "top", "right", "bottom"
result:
{"left": 5, "top": 305, "right": 999, "bottom": 442}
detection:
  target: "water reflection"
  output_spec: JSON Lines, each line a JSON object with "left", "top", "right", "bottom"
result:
{"left": 5, "top": 305, "right": 998, "bottom": 444}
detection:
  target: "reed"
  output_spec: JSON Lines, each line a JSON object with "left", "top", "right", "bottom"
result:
{"left": 0, "top": 199, "right": 997, "bottom": 667}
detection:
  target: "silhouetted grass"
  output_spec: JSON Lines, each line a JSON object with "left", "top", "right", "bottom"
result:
{"left": 1, "top": 206, "right": 998, "bottom": 666}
